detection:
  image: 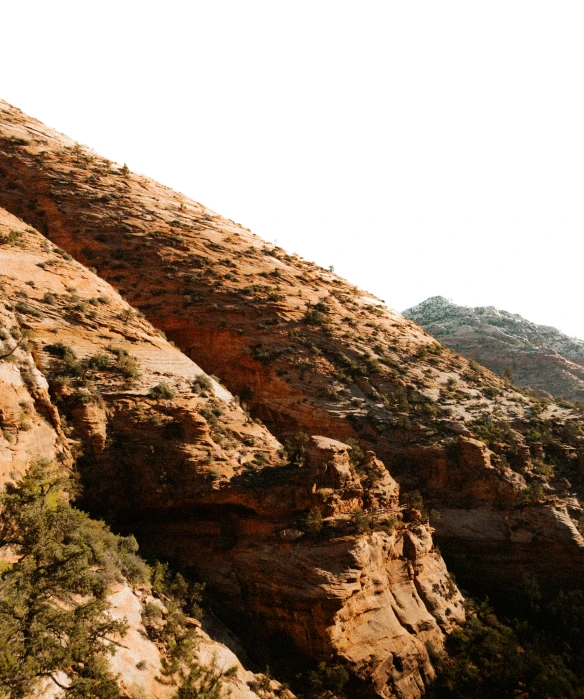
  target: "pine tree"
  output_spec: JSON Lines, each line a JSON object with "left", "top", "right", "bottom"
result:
{"left": 0, "top": 460, "right": 127, "bottom": 698}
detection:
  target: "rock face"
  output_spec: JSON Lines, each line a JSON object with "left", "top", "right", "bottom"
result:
{"left": 436, "top": 501, "right": 584, "bottom": 600}
{"left": 106, "top": 583, "right": 290, "bottom": 699}
{"left": 0, "top": 210, "right": 464, "bottom": 697}
{"left": 2, "top": 100, "right": 584, "bottom": 694}
{"left": 403, "top": 295, "right": 584, "bottom": 402}
{"left": 0, "top": 207, "right": 283, "bottom": 517}
{"left": 139, "top": 517, "right": 464, "bottom": 699}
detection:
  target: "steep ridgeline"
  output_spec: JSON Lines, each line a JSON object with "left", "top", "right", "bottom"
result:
{"left": 1, "top": 101, "right": 584, "bottom": 617}
{"left": 404, "top": 296, "right": 584, "bottom": 402}
{"left": 0, "top": 210, "right": 465, "bottom": 697}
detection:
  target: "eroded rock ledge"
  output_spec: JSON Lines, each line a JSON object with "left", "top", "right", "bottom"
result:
{"left": 0, "top": 211, "right": 464, "bottom": 698}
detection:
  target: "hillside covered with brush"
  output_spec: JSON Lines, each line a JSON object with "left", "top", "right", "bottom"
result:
{"left": 1, "top": 100, "right": 584, "bottom": 697}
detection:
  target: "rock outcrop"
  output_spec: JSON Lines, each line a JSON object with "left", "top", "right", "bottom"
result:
{"left": 106, "top": 583, "right": 288, "bottom": 699}
{"left": 0, "top": 209, "right": 464, "bottom": 697}
{"left": 32, "top": 579, "right": 285, "bottom": 699}
{"left": 139, "top": 512, "right": 464, "bottom": 699}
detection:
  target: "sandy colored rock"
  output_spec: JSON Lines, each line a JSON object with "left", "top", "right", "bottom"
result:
{"left": 3, "top": 100, "right": 584, "bottom": 694}
{"left": 0, "top": 211, "right": 463, "bottom": 697}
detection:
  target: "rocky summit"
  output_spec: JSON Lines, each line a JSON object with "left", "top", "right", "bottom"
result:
{"left": 404, "top": 295, "right": 584, "bottom": 403}
{"left": 2, "top": 101, "right": 584, "bottom": 697}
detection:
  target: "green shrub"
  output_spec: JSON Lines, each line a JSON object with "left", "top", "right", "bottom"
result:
{"left": 0, "top": 230, "right": 23, "bottom": 246}
{"left": 14, "top": 301, "right": 44, "bottom": 319}
{"left": 429, "top": 595, "right": 584, "bottom": 699}
{"left": 306, "top": 507, "right": 323, "bottom": 536}
{"left": 45, "top": 342, "right": 82, "bottom": 376}
{"left": 306, "top": 662, "right": 349, "bottom": 698}
{"left": 199, "top": 406, "right": 219, "bottom": 427}
{"left": 346, "top": 437, "right": 365, "bottom": 467}
{"left": 353, "top": 509, "right": 371, "bottom": 534}
{"left": 402, "top": 490, "right": 423, "bottom": 509}
{"left": 107, "top": 347, "right": 140, "bottom": 380}
{"left": 192, "top": 375, "right": 213, "bottom": 394}
{"left": 87, "top": 352, "right": 111, "bottom": 370}
{"left": 283, "top": 432, "right": 310, "bottom": 466}
{"left": 151, "top": 562, "right": 204, "bottom": 620}
{"left": 336, "top": 351, "right": 380, "bottom": 378}
{"left": 174, "top": 655, "right": 237, "bottom": 699}
{"left": 304, "top": 309, "right": 329, "bottom": 326}
{"left": 114, "top": 352, "right": 140, "bottom": 380}
{"left": 143, "top": 602, "right": 162, "bottom": 620}
{"left": 522, "top": 482, "right": 545, "bottom": 503}
{"left": 45, "top": 341, "right": 76, "bottom": 361}
{"left": 472, "top": 417, "right": 519, "bottom": 449}
{"left": 150, "top": 383, "right": 176, "bottom": 400}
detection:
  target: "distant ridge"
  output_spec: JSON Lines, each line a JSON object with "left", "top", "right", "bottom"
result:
{"left": 404, "top": 296, "right": 584, "bottom": 401}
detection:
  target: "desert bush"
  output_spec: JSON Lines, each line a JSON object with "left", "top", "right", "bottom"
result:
{"left": 0, "top": 230, "right": 23, "bottom": 246}
{"left": 304, "top": 661, "right": 349, "bottom": 698}
{"left": 107, "top": 347, "right": 140, "bottom": 380}
{"left": 46, "top": 341, "right": 76, "bottom": 361}
{"left": 472, "top": 417, "right": 519, "bottom": 449}
{"left": 345, "top": 437, "right": 365, "bottom": 467}
{"left": 150, "top": 383, "right": 176, "bottom": 400}
{"left": 306, "top": 507, "right": 323, "bottom": 536}
{"left": 303, "top": 309, "right": 329, "bottom": 326}
{"left": 199, "top": 406, "right": 219, "bottom": 427}
{"left": 336, "top": 351, "right": 380, "bottom": 378}
{"left": 14, "top": 301, "right": 44, "bottom": 319}
{"left": 114, "top": 352, "right": 140, "bottom": 380}
{"left": 353, "top": 509, "right": 397, "bottom": 535}
{"left": 429, "top": 593, "right": 584, "bottom": 698}
{"left": 522, "top": 482, "right": 545, "bottom": 503}
{"left": 283, "top": 432, "right": 310, "bottom": 466}
{"left": 45, "top": 342, "right": 82, "bottom": 377}
{"left": 87, "top": 352, "right": 111, "bottom": 370}
{"left": 402, "top": 490, "right": 423, "bottom": 509}
{"left": 191, "top": 375, "right": 213, "bottom": 394}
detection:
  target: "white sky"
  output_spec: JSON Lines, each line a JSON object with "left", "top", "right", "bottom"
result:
{"left": 2, "top": 2, "right": 584, "bottom": 337}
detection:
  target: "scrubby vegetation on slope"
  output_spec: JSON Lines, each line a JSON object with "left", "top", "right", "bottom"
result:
{"left": 3, "top": 100, "right": 584, "bottom": 698}
{"left": 0, "top": 460, "right": 236, "bottom": 699}
{"left": 404, "top": 296, "right": 584, "bottom": 403}
{"left": 430, "top": 591, "right": 584, "bottom": 698}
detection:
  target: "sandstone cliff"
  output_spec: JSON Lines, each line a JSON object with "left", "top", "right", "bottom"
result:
{"left": 0, "top": 208, "right": 464, "bottom": 697}
{"left": 34, "top": 580, "right": 286, "bottom": 699}
{"left": 2, "top": 100, "right": 584, "bottom": 694}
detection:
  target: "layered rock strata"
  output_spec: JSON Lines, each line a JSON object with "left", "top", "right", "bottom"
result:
{"left": 2, "top": 100, "right": 584, "bottom": 678}
{"left": 0, "top": 209, "right": 464, "bottom": 697}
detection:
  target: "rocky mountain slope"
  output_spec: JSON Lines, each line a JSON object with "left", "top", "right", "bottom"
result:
{"left": 0, "top": 199, "right": 464, "bottom": 696}
{"left": 1, "top": 100, "right": 584, "bottom": 696}
{"left": 404, "top": 296, "right": 584, "bottom": 402}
